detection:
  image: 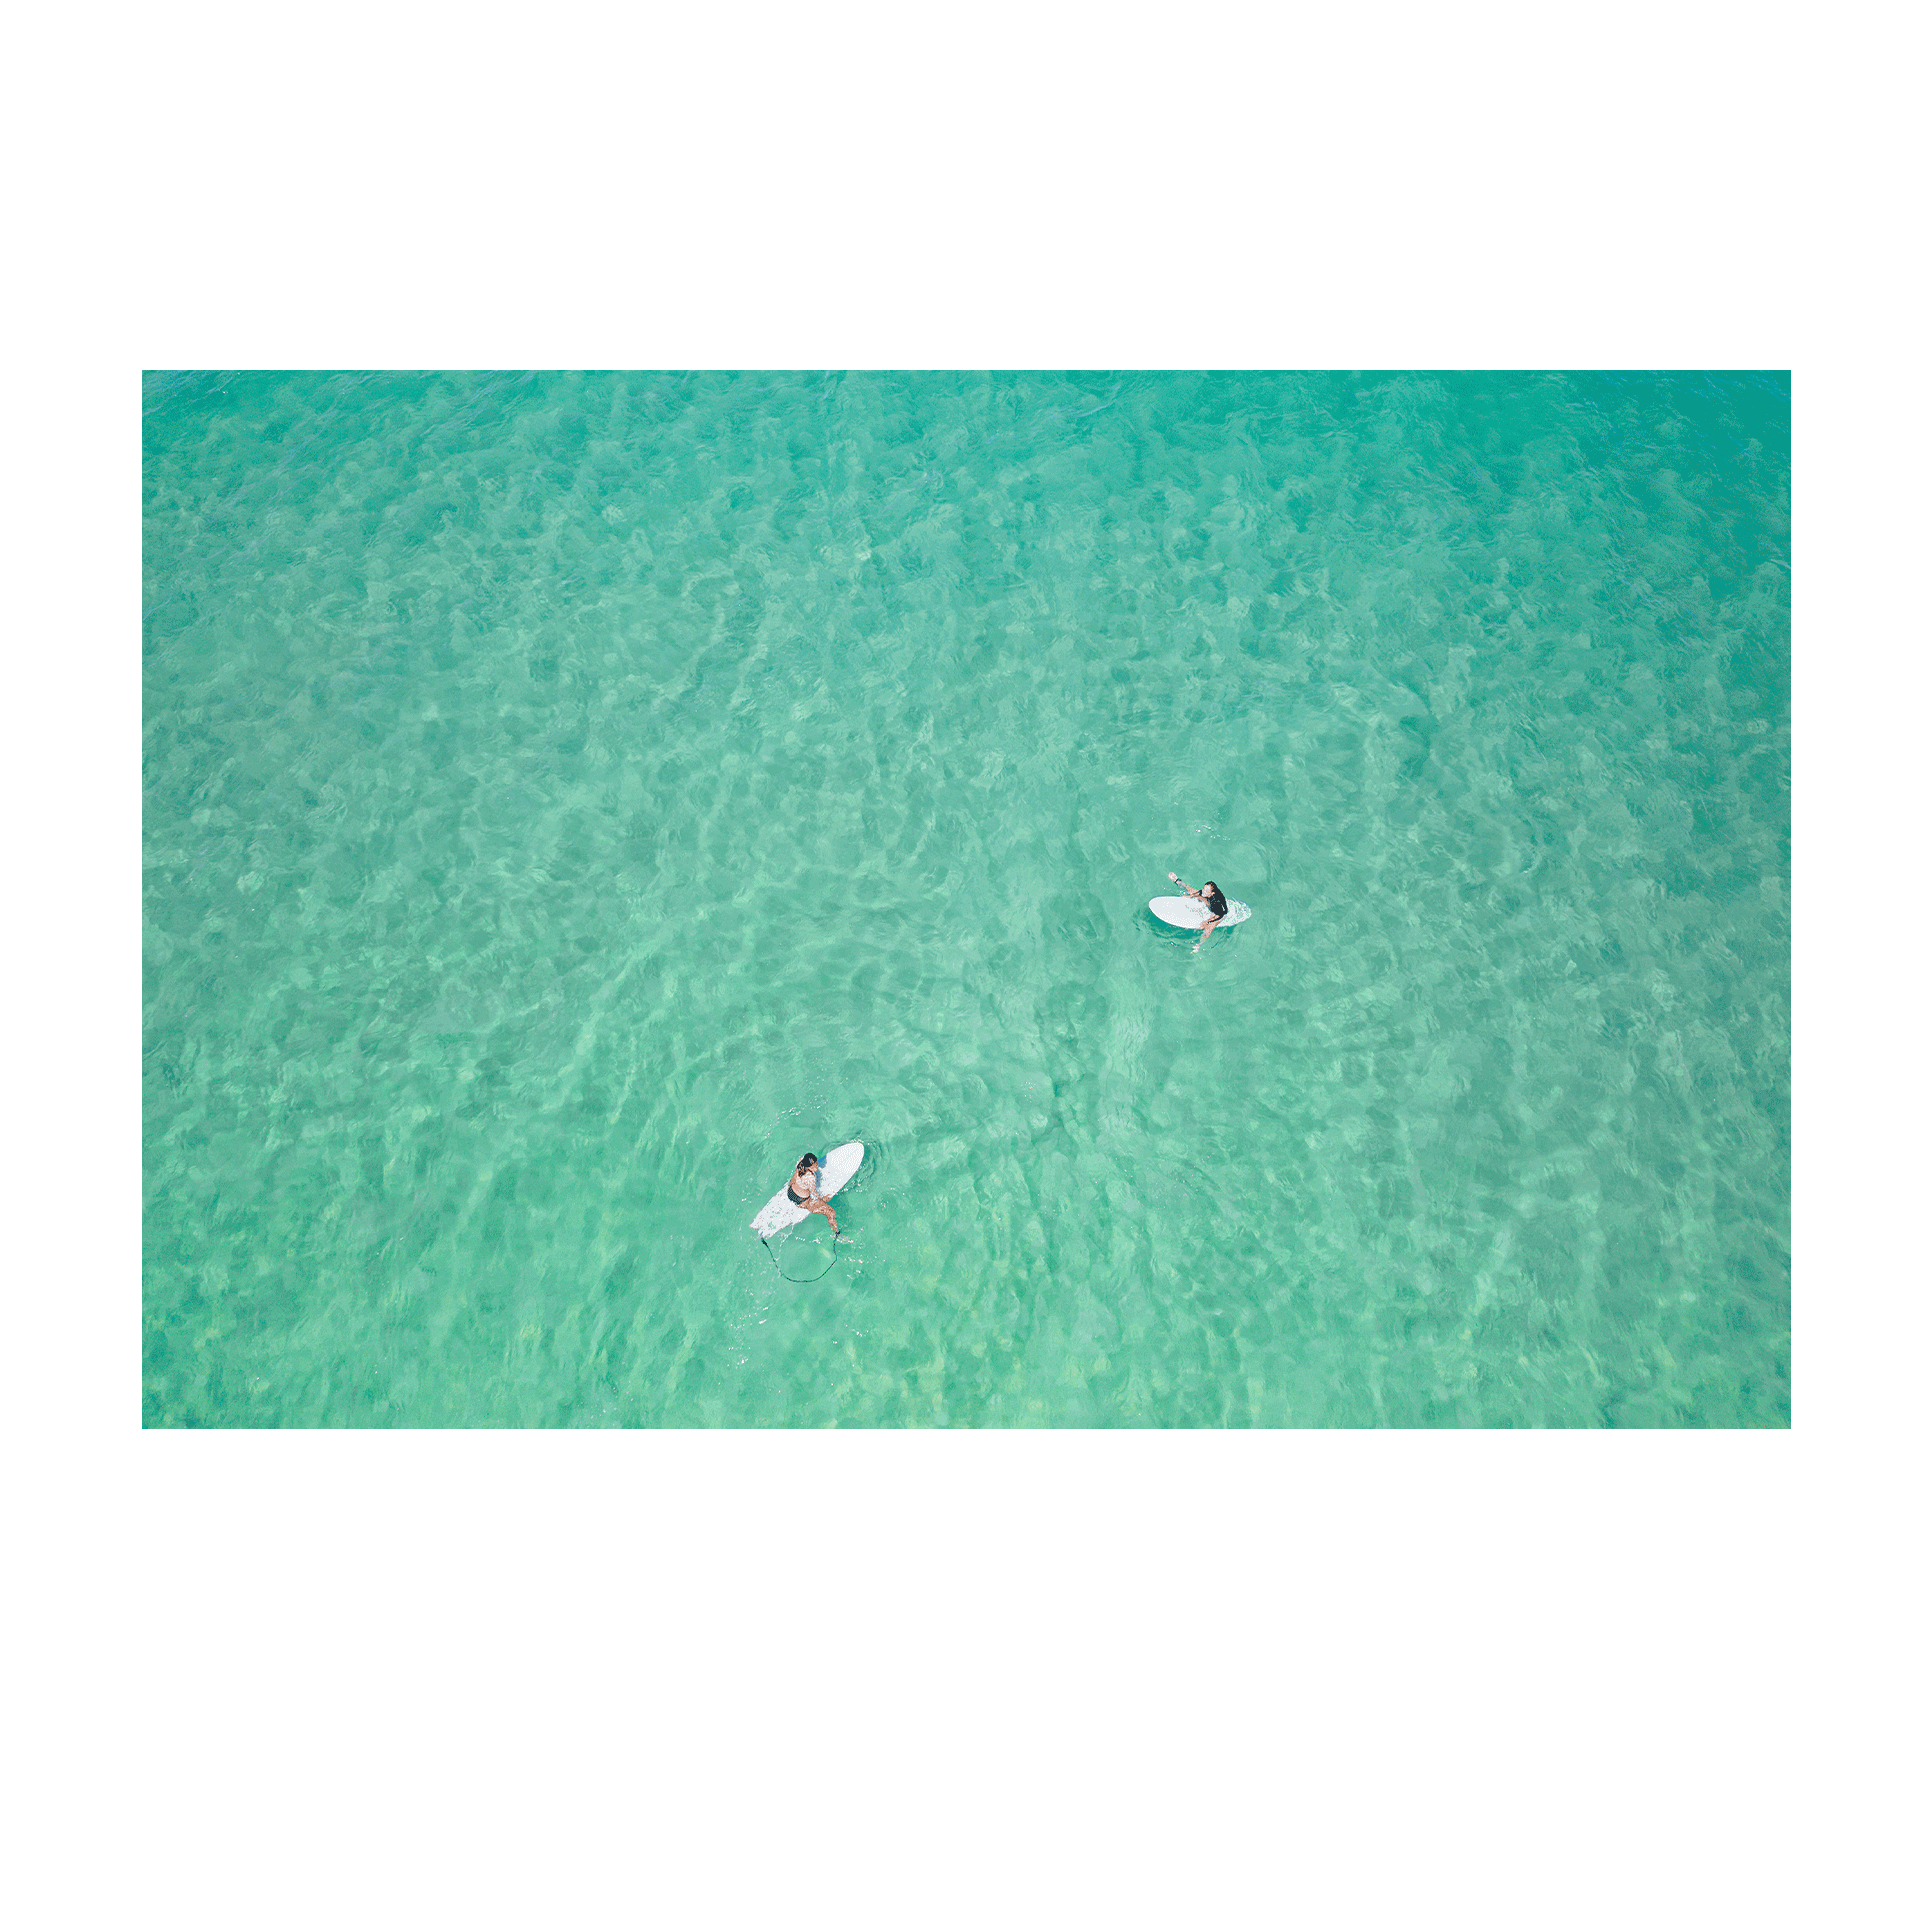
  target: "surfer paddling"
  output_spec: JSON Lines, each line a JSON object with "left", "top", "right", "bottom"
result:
{"left": 785, "top": 1153, "right": 841, "bottom": 1236}
{"left": 1169, "top": 872, "right": 1230, "bottom": 951}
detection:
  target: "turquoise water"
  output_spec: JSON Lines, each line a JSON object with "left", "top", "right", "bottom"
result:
{"left": 143, "top": 370, "right": 1789, "bottom": 1425}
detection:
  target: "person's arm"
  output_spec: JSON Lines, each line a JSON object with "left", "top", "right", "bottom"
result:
{"left": 1168, "top": 870, "right": 1201, "bottom": 900}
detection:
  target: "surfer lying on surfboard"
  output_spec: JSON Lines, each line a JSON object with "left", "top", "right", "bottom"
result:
{"left": 785, "top": 1153, "right": 841, "bottom": 1236}
{"left": 1169, "top": 872, "right": 1230, "bottom": 950}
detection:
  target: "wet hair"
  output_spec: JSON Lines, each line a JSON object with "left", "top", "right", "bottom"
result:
{"left": 795, "top": 1153, "right": 819, "bottom": 1174}
{"left": 1202, "top": 883, "right": 1228, "bottom": 918}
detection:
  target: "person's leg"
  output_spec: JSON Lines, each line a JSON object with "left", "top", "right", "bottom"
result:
{"left": 801, "top": 1194, "right": 840, "bottom": 1234}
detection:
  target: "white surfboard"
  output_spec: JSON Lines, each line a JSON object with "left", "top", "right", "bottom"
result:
{"left": 751, "top": 1140, "right": 865, "bottom": 1240}
{"left": 1149, "top": 894, "right": 1252, "bottom": 929}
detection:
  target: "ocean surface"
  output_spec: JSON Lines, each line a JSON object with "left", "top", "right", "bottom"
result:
{"left": 142, "top": 370, "right": 1790, "bottom": 1425}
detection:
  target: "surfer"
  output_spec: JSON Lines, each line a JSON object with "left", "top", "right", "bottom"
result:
{"left": 785, "top": 1153, "right": 841, "bottom": 1236}
{"left": 1168, "top": 872, "right": 1231, "bottom": 950}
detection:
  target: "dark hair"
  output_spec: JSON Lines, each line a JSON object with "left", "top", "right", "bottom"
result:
{"left": 1202, "top": 883, "right": 1227, "bottom": 916}
{"left": 796, "top": 1153, "right": 819, "bottom": 1173}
